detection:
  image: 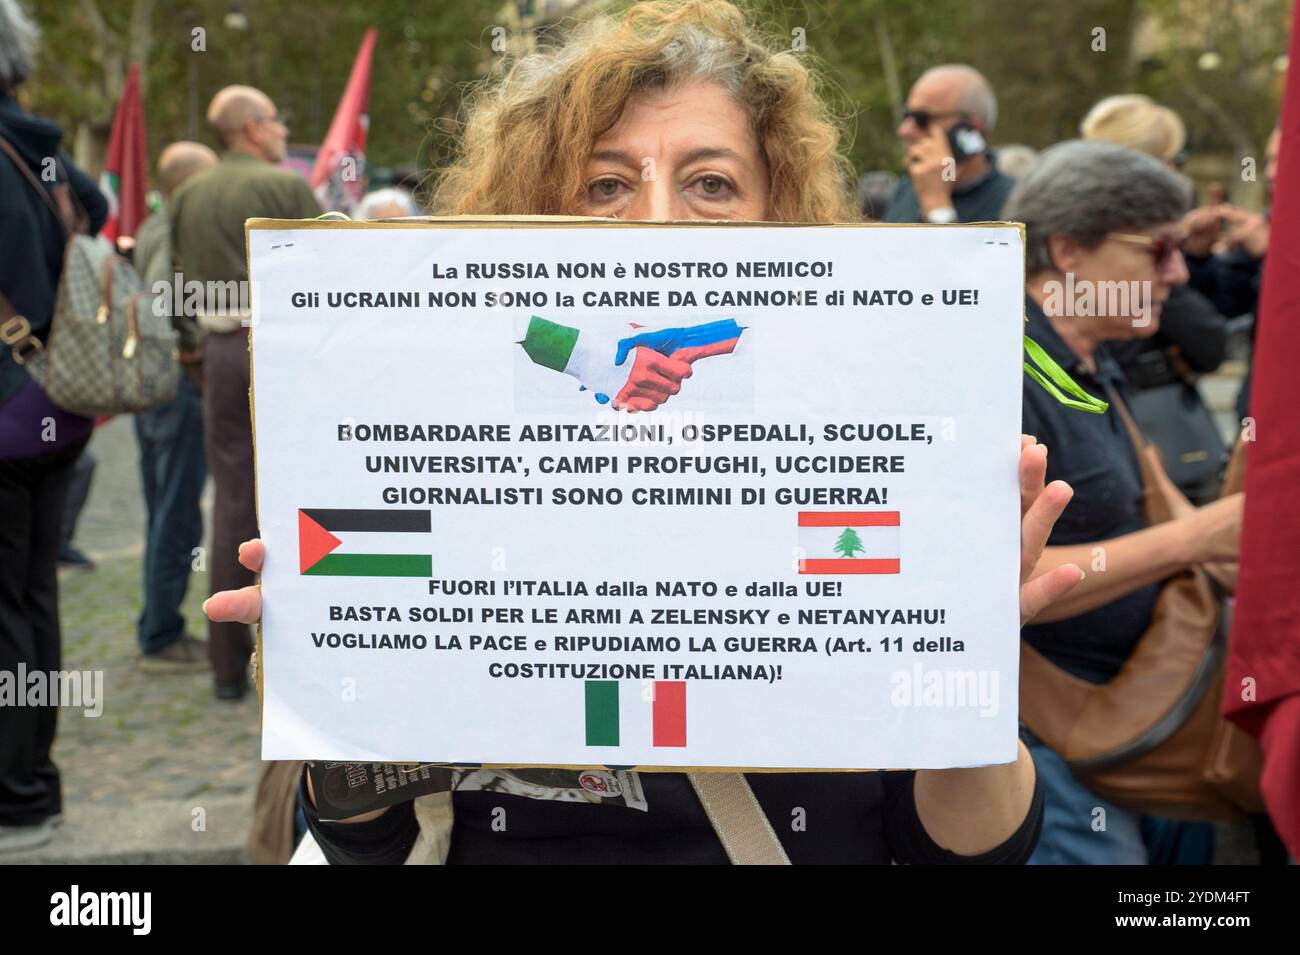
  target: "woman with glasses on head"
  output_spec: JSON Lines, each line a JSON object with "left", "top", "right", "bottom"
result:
{"left": 1005, "top": 140, "right": 1246, "bottom": 865}
{"left": 207, "top": 0, "right": 1085, "bottom": 865}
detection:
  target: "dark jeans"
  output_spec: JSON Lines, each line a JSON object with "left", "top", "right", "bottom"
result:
{"left": 135, "top": 373, "right": 207, "bottom": 654}
{"left": 1025, "top": 735, "right": 1214, "bottom": 864}
{"left": 204, "top": 330, "right": 256, "bottom": 683}
{"left": 0, "top": 438, "right": 87, "bottom": 824}
{"left": 59, "top": 447, "right": 95, "bottom": 552}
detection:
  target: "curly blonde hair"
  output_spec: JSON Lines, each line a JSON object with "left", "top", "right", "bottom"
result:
{"left": 430, "top": 0, "right": 857, "bottom": 223}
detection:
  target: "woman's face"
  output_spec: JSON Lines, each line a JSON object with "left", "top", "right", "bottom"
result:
{"left": 1055, "top": 221, "right": 1189, "bottom": 340}
{"left": 582, "top": 79, "right": 771, "bottom": 221}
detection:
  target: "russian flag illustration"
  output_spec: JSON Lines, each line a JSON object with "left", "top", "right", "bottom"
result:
{"left": 520, "top": 316, "right": 744, "bottom": 407}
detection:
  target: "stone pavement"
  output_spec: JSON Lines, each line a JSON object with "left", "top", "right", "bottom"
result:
{"left": 1202, "top": 360, "right": 1248, "bottom": 445}
{"left": 6, "top": 415, "right": 261, "bottom": 864}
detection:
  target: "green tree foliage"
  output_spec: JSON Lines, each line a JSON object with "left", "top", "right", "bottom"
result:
{"left": 19, "top": 0, "right": 1290, "bottom": 198}
{"left": 730, "top": 0, "right": 1285, "bottom": 187}
{"left": 834, "top": 526, "right": 865, "bottom": 558}
{"left": 1137, "top": 0, "right": 1291, "bottom": 202}
{"left": 23, "top": 0, "right": 496, "bottom": 188}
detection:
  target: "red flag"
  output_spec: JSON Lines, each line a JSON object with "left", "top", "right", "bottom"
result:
{"left": 1223, "top": 4, "right": 1300, "bottom": 857}
{"left": 100, "top": 64, "right": 148, "bottom": 250}
{"left": 310, "top": 27, "right": 377, "bottom": 213}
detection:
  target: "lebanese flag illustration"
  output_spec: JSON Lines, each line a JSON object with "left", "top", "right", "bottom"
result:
{"left": 798, "top": 511, "right": 900, "bottom": 574}
{"left": 584, "top": 680, "right": 687, "bottom": 747}
{"left": 298, "top": 508, "right": 431, "bottom": 577}
{"left": 520, "top": 316, "right": 744, "bottom": 407}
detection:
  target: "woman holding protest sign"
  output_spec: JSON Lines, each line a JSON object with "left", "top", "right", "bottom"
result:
{"left": 207, "top": 0, "right": 1084, "bottom": 864}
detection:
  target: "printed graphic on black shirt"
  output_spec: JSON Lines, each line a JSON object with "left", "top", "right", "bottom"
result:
{"left": 454, "top": 768, "right": 648, "bottom": 811}
{"left": 310, "top": 762, "right": 454, "bottom": 821}
{"left": 310, "top": 763, "right": 649, "bottom": 820}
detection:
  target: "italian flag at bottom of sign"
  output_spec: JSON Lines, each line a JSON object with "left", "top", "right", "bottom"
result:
{"left": 585, "top": 680, "right": 687, "bottom": 747}
{"left": 798, "top": 511, "right": 900, "bottom": 574}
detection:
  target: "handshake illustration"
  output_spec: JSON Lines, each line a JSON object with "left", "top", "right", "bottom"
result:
{"left": 519, "top": 316, "right": 745, "bottom": 412}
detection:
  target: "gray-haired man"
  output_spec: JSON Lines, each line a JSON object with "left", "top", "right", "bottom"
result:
{"left": 884, "top": 64, "right": 1015, "bottom": 224}
{"left": 170, "top": 86, "right": 320, "bottom": 700}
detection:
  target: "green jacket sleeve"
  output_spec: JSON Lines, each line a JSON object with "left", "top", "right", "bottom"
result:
{"left": 285, "top": 176, "right": 323, "bottom": 220}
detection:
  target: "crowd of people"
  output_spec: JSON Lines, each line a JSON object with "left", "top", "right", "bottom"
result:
{"left": 0, "top": 0, "right": 1285, "bottom": 864}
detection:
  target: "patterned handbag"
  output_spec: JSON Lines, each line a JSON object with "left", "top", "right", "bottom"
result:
{"left": 0, "top": 133, "right": 178, "bottom": 416}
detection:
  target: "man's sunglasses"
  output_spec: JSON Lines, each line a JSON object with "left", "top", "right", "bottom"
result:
{"left": 1107, "top": 232, "right": 1185, "bottom": 268}
{"left": 901, "top": 108, "right": 967, "bottom": 131}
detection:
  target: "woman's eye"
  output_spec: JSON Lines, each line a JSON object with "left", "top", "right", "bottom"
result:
{"left": 693, "top": 175, "right": 733, "bottom": 198}
{"left": 588, "top": 178, "right": 625, "bottom": 201}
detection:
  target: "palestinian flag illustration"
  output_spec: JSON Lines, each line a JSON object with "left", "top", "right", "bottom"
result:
{"left": 520, "top": 316, "right": 744, "bottom": 407}
{"left": 585, "top": 680, "right": 687, "bottom": 747}
{"left": 298, "top": 508, "right": 432, "bottom": 577}
{"left": 798, "top": 511, "right": 900, "bottom": 574}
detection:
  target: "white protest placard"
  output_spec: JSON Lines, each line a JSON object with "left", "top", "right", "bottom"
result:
{"left": 247, "top": 218, "right": 1025, "bottom": 769}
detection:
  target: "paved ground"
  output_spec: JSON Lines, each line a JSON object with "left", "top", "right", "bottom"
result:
{"left": 3, "top": 364, "right": 1253, "bottom": 864}
{"left": 7, "top": 415, "right": 260, "bottom": 863}
{"left": 1203, "top": 360, "right": 1248, "bottom": 445}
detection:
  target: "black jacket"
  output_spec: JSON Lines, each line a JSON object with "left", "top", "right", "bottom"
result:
{"left": 1186, "top": 245, "right": 1263, "bottom": 322}
{"left": 1107, "top": 284, "right": 1228, "bottom": 385}
{"left": 883, "top": 161, "right": 1016, "bottom": 224}
{"left": 0, "top": 93, "right": 108, "bottom": 405}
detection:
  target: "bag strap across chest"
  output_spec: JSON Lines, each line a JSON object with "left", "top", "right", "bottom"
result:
{"left": 0, "top": 131, "right": 88, "bottom": 237}
{"left": 687, "top": 772, "right": 791, "bottom": 865}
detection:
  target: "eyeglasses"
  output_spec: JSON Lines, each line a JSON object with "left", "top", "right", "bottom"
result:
{"left": 1107, "top": 232, "right": 1185, "bottom": 268}
{"left": 900, "top": 108, "right": 967, "bottom": 131}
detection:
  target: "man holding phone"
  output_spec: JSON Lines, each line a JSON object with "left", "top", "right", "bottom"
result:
{"left": 884, "top": 64, "right": 1016, "bottom": 224}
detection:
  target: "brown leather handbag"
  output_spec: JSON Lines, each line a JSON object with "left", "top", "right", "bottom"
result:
{"left": 1019, "top": 395, "right": 1263, "bottom": 820}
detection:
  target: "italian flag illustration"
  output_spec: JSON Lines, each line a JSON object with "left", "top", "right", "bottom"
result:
{"left": 585, "top": 680, "right": 687, "bottom": 747}
{"left": 298, "top": 508, "right": 432, "bottom": 577}
{"left": 798, "top": 511, "right": 901, "bottom": 574}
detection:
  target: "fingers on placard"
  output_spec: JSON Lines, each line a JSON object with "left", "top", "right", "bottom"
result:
{"left": 1021, "top": 482, "right": 1072, "bottom": 579}
{"left": 1024, "top": 479, "right": 1071, "bottom": 541}
{"left": 204, "top": 585, "right": 262, "bottom": 625}
{"left": 237, "top": 539, "right": 265, "bottom": 573}
{"left": 1021, "top": 564, "right": 1084, "bottom": 626}
{"left": 1019, "top": 443, "right": 1048, "bottom": 510}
